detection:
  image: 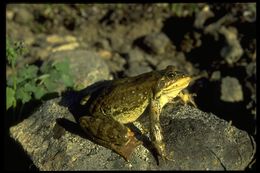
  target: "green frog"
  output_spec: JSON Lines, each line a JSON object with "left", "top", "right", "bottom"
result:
{"left": 79, "top": 65, "right": 192, "bottom": 161}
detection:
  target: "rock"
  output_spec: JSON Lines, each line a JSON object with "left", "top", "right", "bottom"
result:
{"left": 46, "top": 35, "right": 78, "bottom": 44}
{"left": 220, "top": 27, "right": 244, "bottom": 65}
{"left": 6, "top": 22, "right": 34, "bottom": 46}
{"left": 242, "top": 4, "right": 256, "bottom": 22}
{"left": 221, "top": 76, "right": 243, "bottom": 102}
{"left": 105, "top": 53, "right": 126, "bottom": 74}
{"left": 46, "top": 35, "right": 79, "bottom": 53}
{"left": 30, "top": 34, "right": 80, "bottom": 61}
{"left": 124, "top": 62, "right": 153, "bottom": 77}
{"left": 246, "top": 62, "right": 256, "bottom": 78}
{"left": 180, "top": 32, "right": 202, "bottom": 53}
{"left": 156, "top": 58, "right": 182, "bottom": 71}
{"left": 156, "top": 52, "right": 197, "bottom": 75}
{"left": 144, "top": 54, "right": 159, "bottom": 67}
{"left": 126, "top": 49, "right": 145, "bottom": 63}
{"left": 210, "top": 71, "right": 221, "bottom": 81}
{"left": 204, "top": 14, "right": 236, "bottom": 41}
{"left": 13, "top": 8, "right": 34, "bottom": 25}
{"left": 119, "top": 44, "right": 132, "bottom": 53}
{"left": 109, "top": 35, "right": 125, "bottom": 51}
{"left": 142, "top": 32, "right": 171, "bottom": 54}
{"left": 9, "top": 97, "right": 255, "bottom": 170}
{"left": 52, "top": 42, "right": 79, "bottom": 52}
{"left": 93, "top": 38, "right": 111, "bottom": 51}
{"left": 6, "top": 10, "right": 15, "bottom": 20}
{"left": 194, "top": 5, "right": 214, "bottom": 29}
{"left": 48, "top": 50, "right": 112, "bottom": 89}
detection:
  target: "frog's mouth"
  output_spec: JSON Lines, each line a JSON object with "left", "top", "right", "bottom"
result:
{"left": 163, "top": 77, "right": 191, "bottom": 93}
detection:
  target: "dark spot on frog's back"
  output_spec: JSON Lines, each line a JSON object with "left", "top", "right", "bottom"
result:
{"left": 102, "top": 122, "right": 112, "bottom": 133}
{"left": 122, "top": 107, "right": 128, "bottom": 112}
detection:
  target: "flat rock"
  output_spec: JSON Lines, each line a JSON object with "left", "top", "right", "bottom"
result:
{"left": 9, "top": 95, "right": 255, "bottom": 170}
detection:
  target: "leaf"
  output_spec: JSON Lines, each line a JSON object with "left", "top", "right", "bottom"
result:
{"left": 40, "top": 61, "right": 52, "bottom": 73}
{"left": 43, "top": 77, "right": 59, "bottom": 92}
{"left": 53, "top": 59, "right": 70, "bottom": 73}
{"left": 23, "top": 82, "right": 37, "bottom": 93}
{"left": 7, "top": 75, "right": 15, "bottom": 87}
{"left": 6, "top": 39, "right": 17, "bottom": 66}
{"left": 33, "top": 86, "right": 47, "bottom": 99}
{"left": 74, "top": 83, "right": 85, "bottom": 91}
{"left": 14, "top": 41, "right": 28, "bottom": 57}
{"left": 49, "top": 69, "right": 61, "bottom": 81}
{"left": 16, "top": 87, "right": 31, "bottom": 104}
{"left": 18, "top": 65, "right": 39, "bottom": 81}
{"left": 6, "top": 87, "right": 15, "bottom": 110}
{"left": 61, "top": 74, "right": 74, "bottom": 87}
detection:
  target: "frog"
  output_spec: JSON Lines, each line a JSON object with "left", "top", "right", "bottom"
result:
{"left": 79, "top": 65, "right": 192, "bottom": 162}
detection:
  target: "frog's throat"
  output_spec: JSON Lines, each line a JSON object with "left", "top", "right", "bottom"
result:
{"left": 159, "top": 89, "right": 183, "bottom": 108}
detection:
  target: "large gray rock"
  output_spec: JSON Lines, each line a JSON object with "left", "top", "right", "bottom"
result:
{"left": 48, "top": 50, "right": 112, "bottom": 89}
{"left": 7, "top": 48, "right": 255, "bottom": 170}
{"left": 9, "top": 97, "right": 255, "bottom": 170}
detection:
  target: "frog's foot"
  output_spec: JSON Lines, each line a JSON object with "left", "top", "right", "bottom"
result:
{"left": 81, "top": 122, "right": 142, "bottom": 161}
{"left": 152, "top": 141, "right": 174, "bottom": 162}
{"left": 178, "top": 91, "right": 197, "bottom": 107}
{"left": 111, "top": 135, "right": 143, "bottom": 161}
{"left": 153, "top": 141, "right": 166, "bottom": 158}
{"left": 80, "top": 115, "right": 143, "bottom": 161}
{"left": 160, "top": 153, "right": 174, "bottom": 162}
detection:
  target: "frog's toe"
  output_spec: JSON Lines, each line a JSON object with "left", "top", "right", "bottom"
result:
{"left": 112, "top": 136, "right": 143, "bottom": 161}
{"left": 161, "top": 154, "right": 174, "bottom": 161}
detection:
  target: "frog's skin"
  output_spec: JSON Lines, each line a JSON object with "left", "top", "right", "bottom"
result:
{"left": 79, "top": 65, "right": 192, "bottom": 161}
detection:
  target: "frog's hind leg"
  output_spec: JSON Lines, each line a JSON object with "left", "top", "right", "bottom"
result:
{"left": 79, "top": 115, "right": 142, "bottom": 161}
{"left": 80, "top": 115, "right": 131, "bottom": 145}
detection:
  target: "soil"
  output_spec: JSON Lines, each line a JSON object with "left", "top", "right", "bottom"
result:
{"left": 5, "top": 3, "right": 256, "bottom": 170}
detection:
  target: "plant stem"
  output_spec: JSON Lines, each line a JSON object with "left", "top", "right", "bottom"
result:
{"left": 11, "top": 59, "right": 17, "bottom": 108}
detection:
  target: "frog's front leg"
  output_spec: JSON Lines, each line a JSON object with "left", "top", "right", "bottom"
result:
{"left": 178, "top": 91, "right": 197, "bottom": 107}
{"left": 149, "top": 99, "right": 168, "bottom": 160}
{"left": 79, "top": 115, "right": 142, "bottom": 161}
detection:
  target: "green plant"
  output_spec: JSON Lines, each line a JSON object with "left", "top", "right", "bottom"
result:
{"left": 6, "top": 39, "right": 74, "bottom": 111}
{"left": 6, "top": 39, "right": 28, "bottom": 109}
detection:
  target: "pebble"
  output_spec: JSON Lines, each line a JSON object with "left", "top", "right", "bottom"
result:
{"left": 13, "top": 8, "right": 34, "bottom": 25}
{"left": 142, "top": 32, "right": 171, "bottom": 54}
{"left": 221, "top": 76, "right": 243, "bottom": 102}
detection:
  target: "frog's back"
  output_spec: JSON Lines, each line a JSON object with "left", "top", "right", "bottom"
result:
{"left": 89, "top": 72, "right": 159, "bottom": 124}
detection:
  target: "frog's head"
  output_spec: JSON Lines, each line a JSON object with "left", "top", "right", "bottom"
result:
{"left": 155, "top": 65, "right": 192, "bottom": 106}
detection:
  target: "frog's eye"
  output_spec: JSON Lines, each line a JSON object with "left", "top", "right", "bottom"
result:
{"left": 167, "top": 72, "right": 175, "bottom": 78}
